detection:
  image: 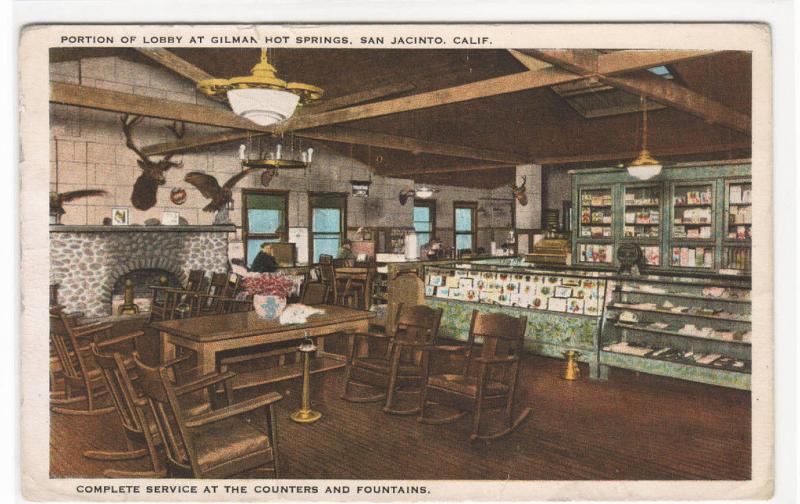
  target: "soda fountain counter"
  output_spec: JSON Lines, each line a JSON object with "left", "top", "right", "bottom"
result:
{"left": 422, "top": 258, "right": 751, "bottom": 388}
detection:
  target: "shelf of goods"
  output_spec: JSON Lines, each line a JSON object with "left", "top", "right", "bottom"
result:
{"left": 422, "top": 259, "right": 611, "bottom": 378}
{"left": 600, "top": 274, "right": 751, "bottom": 390}
{"left": 570, "top": 161, "right": 752, "bottom": 274}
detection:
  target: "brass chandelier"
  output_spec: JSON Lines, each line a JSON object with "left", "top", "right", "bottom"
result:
{"left": 198, "top": 48, "right": 323, "bottom": 126}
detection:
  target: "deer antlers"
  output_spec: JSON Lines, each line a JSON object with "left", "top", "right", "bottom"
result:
{"left": 121, "top": 114, "right": 187, "bottom": 210}
{"left": 510, "top": 176, "right": 528, "bottom": 206}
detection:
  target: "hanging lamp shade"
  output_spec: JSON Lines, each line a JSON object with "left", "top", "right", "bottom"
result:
{"left": 627, "top": 96, "right": 662, "bottom": 180}
{"left": 198, "top": 49, "right": 323, "bottom": 127}
{"left": 627, "top": 149, "right": 663, "bottom": 180}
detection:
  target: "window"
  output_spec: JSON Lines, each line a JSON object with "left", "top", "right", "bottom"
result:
{"left": 243, "top": 190, "right": 288, "bottom": 268}
{"left": 454, "top": 202, "right": 477, "bottom": 253}
{"left": 310, "top": 193, "right": 347, "bottom": 263}
{"left": 413, "top": 200, "right": 436, "bottom": 254}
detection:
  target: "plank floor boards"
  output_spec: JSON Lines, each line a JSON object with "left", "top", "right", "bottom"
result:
{"left": 50, "top": 354, "right": 750, "bottom": 480}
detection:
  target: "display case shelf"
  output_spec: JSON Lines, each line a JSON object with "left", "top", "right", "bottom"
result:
{"left": 601, "top": 274, "right": 751, "bottom": 390}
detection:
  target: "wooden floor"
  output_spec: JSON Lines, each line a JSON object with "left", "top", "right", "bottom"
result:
{"left": 50, "top": 352, "right": 750, "bottom": 480}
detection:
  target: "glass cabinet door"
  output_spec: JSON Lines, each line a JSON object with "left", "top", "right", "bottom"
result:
{"left": 623, "top": 185, "right": 661, "bottom": 266}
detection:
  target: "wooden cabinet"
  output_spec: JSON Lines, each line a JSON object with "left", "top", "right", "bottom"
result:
{"left": 570, "top": 161, "right": 751, "bottom": 275}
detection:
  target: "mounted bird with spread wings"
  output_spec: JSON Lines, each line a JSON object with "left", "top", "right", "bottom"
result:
{"left": 184, "top": 168, "right": 261, "bottom": 212}
{"left": 50, "top": 190, "right": 107, "bottom": 223}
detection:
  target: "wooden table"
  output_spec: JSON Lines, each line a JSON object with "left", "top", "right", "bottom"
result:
{"left": 153, "top": 304, "right": 375, "bottom": 376}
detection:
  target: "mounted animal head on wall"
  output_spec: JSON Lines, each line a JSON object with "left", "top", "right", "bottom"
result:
{"left": 510, "top": 175, "right": 528, "bottom": 206}
{"left": 120, "top": 114, "right": 186, "bottom": 210}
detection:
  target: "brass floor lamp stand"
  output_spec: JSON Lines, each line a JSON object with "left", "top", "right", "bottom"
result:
{"left": 290, "top": 335, "right": 322, "bottom": 423}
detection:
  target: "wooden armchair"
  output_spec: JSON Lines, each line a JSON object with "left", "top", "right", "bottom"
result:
{"left": 185, "top": 269, "right": 206, "bottom": 292}
{"left": 196, "top": 272, "right": 229, "bottom": 315}
{"left": 86, "top": 340, "right": 193, "bottom": 477}
{"left": 418, "top": 310, "right": 531, "bottom": 441}
{"left": 133, "top": 354, "right": 282, "bottom": 478}
{"left": 341, "top": 304, "right": 443, "bottom": 415}
{"left": 50, "top": 310, "right": 139, "bottom": 415}
{"left": 318, "top": 261, "right": 356, "bottom": 306}
{"left": 300, "top": 282, "right": 329, "bottom": 306}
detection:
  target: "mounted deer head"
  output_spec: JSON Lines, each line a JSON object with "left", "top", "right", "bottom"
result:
{"left": 510, "top": 175, "right": 528, "bottom": 206}
{"left": 121, "top": 115, "right": 185, "bottom": 210}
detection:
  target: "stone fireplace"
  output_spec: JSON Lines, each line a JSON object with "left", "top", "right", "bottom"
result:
{"left": 50, "top": 225, "right": 235, "bottom": 317}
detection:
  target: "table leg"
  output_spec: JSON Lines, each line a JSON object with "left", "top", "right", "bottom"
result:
{"left": 195, "top": 348, "right": 217, "bottom": 376}
{"left": 160, "top": 331, "right": 175, "bottom": 364}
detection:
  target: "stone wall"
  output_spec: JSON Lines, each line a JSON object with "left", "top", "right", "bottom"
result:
{"left": 50, "top": 227, "right": 230, "bottom": 317}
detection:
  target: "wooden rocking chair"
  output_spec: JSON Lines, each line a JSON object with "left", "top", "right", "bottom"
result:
{"left": 418, "top": 310, "right": 531, "bottom": 441}
{"left": 341, "top": 304, "right": 443, "bottom": 415}
{"left": 133, "top": 354, "right": 282, "bottom": 478}
{"left": 50, "top": 310, "right": 138, "bottom": 416}
{"left": 87, "top": 343, "right": 218, "bottom": 477}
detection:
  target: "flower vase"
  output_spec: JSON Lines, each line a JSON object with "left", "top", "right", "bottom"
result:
{"left": 253, "top": 294, "right": 287, "bottom": 320}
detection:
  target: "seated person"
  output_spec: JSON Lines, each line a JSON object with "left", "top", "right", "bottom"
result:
{"left": 337, "top": 239, "right": 354, "bottom": 260}
{"left": 250, "top": 243, "right": 279, "bottom": 273}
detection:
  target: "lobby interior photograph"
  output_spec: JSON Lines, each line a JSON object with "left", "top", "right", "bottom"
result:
{"left": 47, "top": 46, "right": 753, "bottom": 480}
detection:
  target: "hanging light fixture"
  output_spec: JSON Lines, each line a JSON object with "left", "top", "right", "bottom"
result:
{"left": 239, "top": 133, "right": 314, "bottom": 169}
{"left": 627, "top": 96, "right": 662, "bottom": 180}
{"left": 414, "top": 185, "right": 439, "bottom": 199}
{"left": 198, "top": 48, "right": 323, "bottom": 127}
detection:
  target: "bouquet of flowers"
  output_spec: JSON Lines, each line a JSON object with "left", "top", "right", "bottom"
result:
{"left": 242, "top": 273, "right": 295, "bottom": 299}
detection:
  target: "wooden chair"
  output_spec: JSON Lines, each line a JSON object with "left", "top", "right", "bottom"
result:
{"left": 185, "top": 269, "right": 206, "bottom": 292}
{"left": 300, "top": 282, "right": 329, "bottom": 306}
{"left": 196, "top": 273, "right": 228, "bottom": 315}
{"left": 418, "top": 310, "right": 531, "bottom": 441}
{"left": 50, "top": 310, "right": 135, "bottom": 415}
{"left": 87, "top": 343, "right": 218, "bottom": 477}
{"left": 341, "top": 304, "right": 443, "bottom": 415}
{"left": 347, "top": 261, "right": 377, "bottom": 310}
{"left": 133, "top": 354, "right": 282, "bottom": 478}
{"left": 318, "top": 260, "right": 355, "bottom": 306}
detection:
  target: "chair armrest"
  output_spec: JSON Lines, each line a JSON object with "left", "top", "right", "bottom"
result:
{"left": 430, "top": 344, "right": 469, "bottom": 353}
{"left": 96, "top": 330, "right": 145, "bottom": 348}
{"left": 351, "top": 331, "right": 390, "bottom": 340}
{"left": 174, "top": 371, "right": 236, "bottom": 396}
{"left": 475, "top": 355, "right": 518, "bottom": 365}
{"left": 161, "top": 353, "right": 192, "bottom": 369}
{"left": 393, "top": 340, "right": 439, "bottom": 350}
{"left": 72, "top": 322, "right": 114, "bottom": 337}
{"left": 184, "top": 392, "right": 282, "bottom": 428}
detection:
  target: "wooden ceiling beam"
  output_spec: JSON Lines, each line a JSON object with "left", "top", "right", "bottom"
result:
{"left": 50, "top": 81, "right": 276, "bottom": 131}
{"left": 143, "top": 126, "right": 527, "bottom": 163}
{"left": 519, "top": 49, "right": 751, "bottom": 134}
{"left": 380, "top": 163, "right": 511, "bottom": 176}
{"left": 276, "top": 67, "right": 580, "bottom": 132}
{"left": 296, "top": 128, "right": 526, "bottom": 164}
{"left": 597, "top": 49, "right": 716, "bottom": 74}
{"left": 535, "top": 141, "right": 750, "bottom": 165}
{"left": 600, "top": 73, "right": 751, "bottom": 133}
{"left": 136, "top": 48, "right": 216, "bottom": 82}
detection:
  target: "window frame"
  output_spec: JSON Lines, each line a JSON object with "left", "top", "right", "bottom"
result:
{"left": 308, "top": 192, "right": 348, "bottom": 264}
{"left": 453, "top": 201, "right": 478, "bottom": 252}
{"left": 242, "top": 189, "right": 289, "bottom": 266}
{"left": 413, "top": 199, "right": 437, "bottom": 248}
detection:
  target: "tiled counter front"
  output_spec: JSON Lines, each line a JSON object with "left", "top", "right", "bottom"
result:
{"left": 423, "top": 264, "right": 610, "bottom": 378}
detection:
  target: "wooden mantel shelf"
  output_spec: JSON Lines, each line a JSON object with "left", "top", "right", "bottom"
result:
{"left": 50, "top": 225, "right": 236, "bottom": 233}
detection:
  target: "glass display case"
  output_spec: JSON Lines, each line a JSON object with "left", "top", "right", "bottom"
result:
{"left": 601, "top": 275, "right": 751, "bottom": 390}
